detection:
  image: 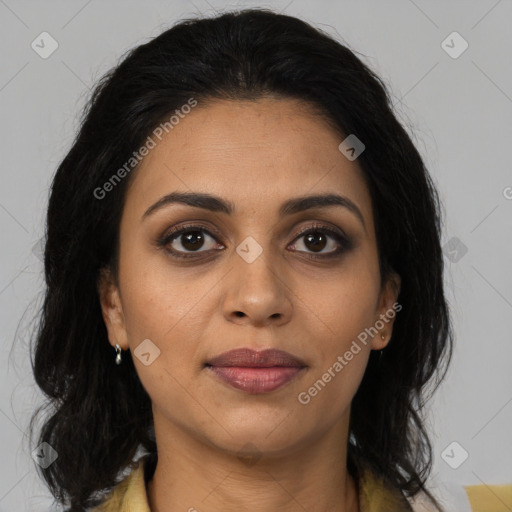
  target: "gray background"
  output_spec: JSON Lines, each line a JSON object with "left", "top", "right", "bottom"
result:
{"left": 1, "top": 0, "right": 511, "bottom": 510}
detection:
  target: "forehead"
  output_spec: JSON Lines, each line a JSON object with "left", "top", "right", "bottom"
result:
{"left": 124, "top": 98, "right": 373, "bottom": 224}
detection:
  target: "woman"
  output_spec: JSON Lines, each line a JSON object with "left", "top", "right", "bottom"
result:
{"left": 30, "top": 8, "right": 453, "bottom": 512}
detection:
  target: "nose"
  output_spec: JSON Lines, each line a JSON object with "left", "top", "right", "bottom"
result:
{"left": 221, "top": 246, "right": 293, "bottom": 328}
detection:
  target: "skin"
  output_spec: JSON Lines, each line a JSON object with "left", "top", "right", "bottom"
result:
{"left": 98, "top": 97, "right": 401, "bottom": 512}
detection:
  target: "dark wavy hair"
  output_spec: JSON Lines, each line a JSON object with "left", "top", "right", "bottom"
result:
{"left": 29, "top": 7, "right": 453, "bottom": 511}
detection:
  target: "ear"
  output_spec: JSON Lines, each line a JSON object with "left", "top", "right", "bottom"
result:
{"left": 370, "top": 270, "right": 401, "bottom": 351}
{"left": 97, "top": 267, "right": 129, "bottom": 350}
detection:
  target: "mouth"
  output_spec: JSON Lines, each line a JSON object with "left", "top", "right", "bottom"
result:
{"left": 204, "top": 348, "right": 307, "bottom": 394}
{"left": 205, "top": 347, "right": 306, "bottom": 368}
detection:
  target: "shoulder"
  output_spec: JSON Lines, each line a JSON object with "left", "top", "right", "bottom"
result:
{"left": 352, "top": 455, "right": 414, "bottom": 512}
{"left": 349, "top": 452, "right": 445, "bottom": 512}
{"left": 407, "top": 490, "right": 440, "bottom": 512}
{"left": 89, "top": 458, "right": 150, "bottom": 512}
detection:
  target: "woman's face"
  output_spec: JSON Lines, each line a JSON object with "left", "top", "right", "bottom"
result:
{"left": 99, "top": 97, "right": 400, "bottom": 458}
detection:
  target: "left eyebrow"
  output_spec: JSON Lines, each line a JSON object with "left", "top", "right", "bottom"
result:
{"left": 141, "top": 191, "right": 367, "bottom": 232}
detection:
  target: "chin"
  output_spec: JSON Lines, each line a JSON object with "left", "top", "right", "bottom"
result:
{"left": 202, "top": 418, "right": 312, "bottom": 459}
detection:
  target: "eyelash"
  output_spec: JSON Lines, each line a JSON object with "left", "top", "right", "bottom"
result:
{"left": 156, "top": 223, "right": 351, "bottom": 261}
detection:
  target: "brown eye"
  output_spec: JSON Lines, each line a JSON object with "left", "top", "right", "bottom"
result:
{"left": 303, "top": 232, "right": 329, "bottom": 252}
{"left": 176, "top": 230, "right": 206, "bottom": 251}
{"left": 158, "top": 225, "right": 224, "bottom": 258}
{"left": 288, "top": 225, "right": 350, "bottom": 260}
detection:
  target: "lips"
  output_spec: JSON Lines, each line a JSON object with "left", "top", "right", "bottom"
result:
{"left": 205, "top": 348, "right": 306, "bottom": 368}
{"left": 205, "top": 348, "right": 307, "bottom": 394}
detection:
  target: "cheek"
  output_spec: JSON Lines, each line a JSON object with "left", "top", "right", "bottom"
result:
{"left": 300, "top": 348, "right": 370, "bottom": 422}
{"left": 118, "top": 243, "right": 201, "bottom": 338}
{"left": 298, "top": 258, "right": 379, "bottom": 401}
{"left": 298, "top": 291, "right": 374, "bottom": 416}
{"left": 303, "top": 260, "right": 380, "bottom": 340}
{"left": 118, "top": 249, "right": 214, "bottom": 387}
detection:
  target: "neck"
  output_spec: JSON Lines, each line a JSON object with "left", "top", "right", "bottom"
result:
{"left": 146, "top": 410, "right": 359, "bottom": 512}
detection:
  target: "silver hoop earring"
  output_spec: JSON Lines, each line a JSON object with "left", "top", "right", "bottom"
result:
{"left": 115, "top": 344, "right": 122, "bottom": 365}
